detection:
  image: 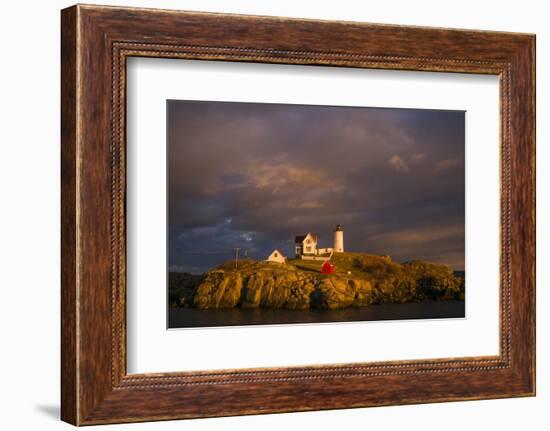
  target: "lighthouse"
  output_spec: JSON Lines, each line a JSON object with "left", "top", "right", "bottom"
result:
{"left": 333, "top": 224, "right": 344, "bottom": 253}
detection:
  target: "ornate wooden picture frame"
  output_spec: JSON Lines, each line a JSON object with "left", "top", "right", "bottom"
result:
{"left": 61, "top": 4, "right": 535, "bottom": 425}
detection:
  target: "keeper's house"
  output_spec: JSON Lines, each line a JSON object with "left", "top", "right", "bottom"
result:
{"left": 294, "top": 232, "right": 318, "bottom": 257}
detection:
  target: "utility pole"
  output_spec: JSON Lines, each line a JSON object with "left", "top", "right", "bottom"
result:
{"left": 234, "top": 247, "right": 240, "bottom": 270}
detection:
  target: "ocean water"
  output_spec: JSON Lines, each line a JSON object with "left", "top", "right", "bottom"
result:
{"left": 168, "top": 300, "right": 465, "bottom": 329}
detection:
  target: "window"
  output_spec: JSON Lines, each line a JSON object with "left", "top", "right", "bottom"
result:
{"left": 274, "top": 252, "right": 278, "bottom": 257}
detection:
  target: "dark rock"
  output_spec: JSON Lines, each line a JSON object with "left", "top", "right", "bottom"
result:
{"left": 169, "top": 254, "right": 465, "bottom": 310}
{"left": 193, "top": 271, "right": 243, "bottom": 309}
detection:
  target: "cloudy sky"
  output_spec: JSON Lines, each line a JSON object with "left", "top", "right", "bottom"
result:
{"left": 168, "top": 100, "right": 465, "bottom": 273}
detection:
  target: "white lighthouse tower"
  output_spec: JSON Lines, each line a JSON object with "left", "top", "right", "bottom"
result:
{"left": 333, "top": 224, "right": 344, "bottom": 253}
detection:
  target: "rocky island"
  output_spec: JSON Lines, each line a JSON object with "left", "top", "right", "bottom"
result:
{"left": 169, "top": 252, "right": 464, "bottom": 311}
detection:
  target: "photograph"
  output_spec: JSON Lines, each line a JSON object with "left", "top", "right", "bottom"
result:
{"left": 167, "top": 100, "right": 466, "bottom": 328}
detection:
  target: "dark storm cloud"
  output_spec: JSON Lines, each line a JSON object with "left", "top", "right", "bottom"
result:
{"left": 168, "top": 100, "right": 465, "bottom": 273}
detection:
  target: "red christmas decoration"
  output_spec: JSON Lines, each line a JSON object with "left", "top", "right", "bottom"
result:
{"left": 321, "top": 260, "right": 335, "bottom": 274}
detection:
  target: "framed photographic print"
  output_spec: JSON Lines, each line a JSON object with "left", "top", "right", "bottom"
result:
{"left": 165, "top": 100, "right": 467, "bottom": 330}
{"left": 61, "top": 4, "right": 535, "bottom": 425}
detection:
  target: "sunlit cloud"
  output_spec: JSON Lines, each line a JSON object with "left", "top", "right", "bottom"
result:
{"left": 411, "top": 152, "right": 427, "bottom": 163}
{"left": 389, "top": 155, "right": 409, "bottom": 172}
{"left": 435, "top": 157, "right": 464, "bottom": 172}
